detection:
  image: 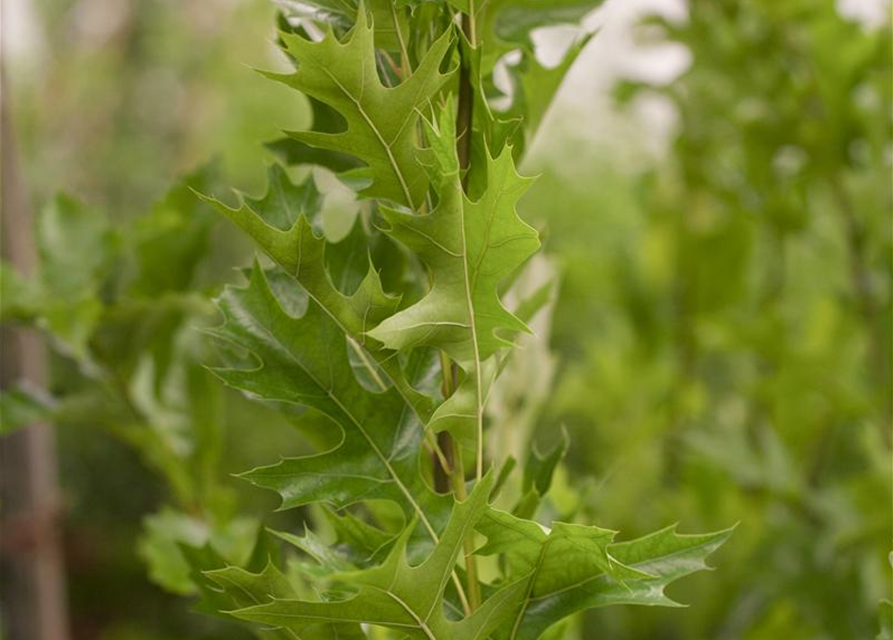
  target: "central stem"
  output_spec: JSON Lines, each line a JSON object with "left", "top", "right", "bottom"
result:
{"left": 456, "top": 11, "right": 474, "bottom": 178}
{"left": 447, "top": 2, "right": 484, "bottom": 613}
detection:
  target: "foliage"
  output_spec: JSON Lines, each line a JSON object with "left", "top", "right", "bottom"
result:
{"left": 0, "top": 166, "right": 266, "bottom": 611}
{"left": 522, "top": 0, "right": 891, "bottom": 637}
{"left": 178, "top": 2, "right": 731, "bottom": 639}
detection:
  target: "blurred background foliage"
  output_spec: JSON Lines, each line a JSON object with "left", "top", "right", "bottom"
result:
{"left": 528, "top": 1, "right": 892, "bottom": 638}
{"left": 1, "top": 0, "right": 890, "bottom": 639}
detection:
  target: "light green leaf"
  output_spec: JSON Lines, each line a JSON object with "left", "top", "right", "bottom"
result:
{"left": 368, "top": 109, "right": 538, "bottom": 472}
{"left": 0, "top": 261, "right": 40, "bottom": 321}
{"left": 475, "top": 507, "right": 732, "bottom": 639}
{"left": 137, "top": 507, "right": 258, "bottom": 597}
{"left": 33, "top": 194, "right": 113, "bottom": 358}
{"left": 37, "top": 194, "right": 113, "bottom": 298}
{"left": 265, "top": 8, "right": 453, "bottom": 209}
{"left": 128, "top": 163, "right": 220, "bottom": 296}
{"left": 368, "top": 126, "right": 540, "bottom": 366}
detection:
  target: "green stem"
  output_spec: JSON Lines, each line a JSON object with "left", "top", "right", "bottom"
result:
{"left": 434, "top": 352, "right": 456, "bottom": 493}
{"left": 448, "top": 2, "right": 483, "bottom": 613}
{"left": 456, "top": 0, "right": 476, "bottom": 179}
{"left": 391, "top": 4, "right": 412, "bottom": 78}
{"left": 450, "top": 445, "right": 482, "bottom": 611}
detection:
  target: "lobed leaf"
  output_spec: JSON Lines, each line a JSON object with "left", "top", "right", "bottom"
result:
{"left": 476, "top": 508, "right": 732, "bottom": 640}
{"left": 208, "top": 263, "right": 448, "bottom": 535}
{"left": 233, "top": 474, "right": 529, "bottom": 640}
{"left": 264, "top": 7, "right": 454, "bottom": 209}
{"left": 200, "top": 165, "right": 435, "bottom": 421}
{"left": 368, "top": 124, "right": 540, "bottom": 366}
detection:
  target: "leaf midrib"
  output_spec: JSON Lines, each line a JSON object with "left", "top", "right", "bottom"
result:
{"left": 321, "top": 65, "right": 416, "bottom": 210}
{"left": 457, "top": 182, "right": 486, "bottom": 480}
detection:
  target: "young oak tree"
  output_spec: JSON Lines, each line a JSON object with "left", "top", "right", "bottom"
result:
{"left": 192, "top": 1, "right": 735, "bottom": 639}
{"left": 191, "top": 3, "right": 732, "bottom": 639}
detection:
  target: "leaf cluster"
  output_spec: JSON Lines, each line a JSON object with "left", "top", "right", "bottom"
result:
{"left": 184, "top": 3, "right": 733, "bottom": 639}
{"left": 0, "top": 166, "right": 264, "bottom": 595}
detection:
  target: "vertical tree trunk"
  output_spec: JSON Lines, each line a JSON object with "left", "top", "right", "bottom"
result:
{"left": 0, "top": 68, "right": 72, "bottom": 640}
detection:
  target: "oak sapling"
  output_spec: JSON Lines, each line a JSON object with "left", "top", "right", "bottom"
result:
{"left": 181, "top": 2, "right": 735, "bottom": 638}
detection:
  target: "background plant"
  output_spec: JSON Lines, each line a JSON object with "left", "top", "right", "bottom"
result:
{"left": 0, "top": 166, "right": 308, "bottom": 636}
{"left": 526, "top": 0, "right": 891, "bottom": 637}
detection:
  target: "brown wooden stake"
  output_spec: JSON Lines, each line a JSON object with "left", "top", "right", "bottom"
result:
{"left": 0, "top": 63, "right": 72, "bottom": 640}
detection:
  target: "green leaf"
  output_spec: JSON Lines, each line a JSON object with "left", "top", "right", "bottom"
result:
{"left": 128, "top": 163, "right": 220, "bottom": 296}
{"left": 182, "top": 5, "right": 741, "bottom": 640}
{"left": 242, "top": 164, "right": 322, "bottom": 232}
{"left": 266, "top": 93, "right": 362, "bottom": 173}
{"left": 368, "top": 108, "right": 539, "bottom": 471}
{"left": 447, "top": 0, "right": 603, "bottom": 72}
{"left": 199, "top": 170, "right": 393, "bottom": 335}
{"left": 200, "top": 164, "right": 435, "bottom": 421}
{"left": 34, "top": 194, "right": 113, "bottom": 358}
{"left": 368, "top": 119, "right": 540, "bottom": 366}
{"left": 206, "top": 561, "right": 369, "bottom": 640}
{"left": 0, "top": 261, "right": 40, "bottom": 321}
{"left": 265, "top": 8, "right": 454, "bottom": 209}
{"left": 512, "top": 428, "right": 569, "bottom": 519}
{"left": 205, "top": 560, "right": 296, "bottom": 607}
{"left": 180, "top": 531, "right": 364, "bottom": 640}
{"left": 522, "top": 428, "right": 569, "bottom": 496}
{"left": 476, "top": 508, "right": 732, "bottom": 640}
{"left": 208, "top": 263, "right": 448, "bottom": 533}
{"left": 426, "top": 357, "right": 497, "bottom": 456}
{"left": 0, "top": 385, "right": 55, "bottom": 435}
{"left": 321, "top": 507, "right": 398, "bottom": 565}
{"left": 137, "top": 507, "right": 259, "bottom": 596}
{"left": 504, "top": 36, "right": 593, "bottom": 151}
{"left": 37, "top": 194, "right": 113, "bottom": 298}
{"left": 271, "top": 526, "right": 356, "bottom": 575}
{"left": 483, "top": 0, "right": 603, "bottom": 46}
{"left": 233, "top": 474, "right": 528, "bottom": 640}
